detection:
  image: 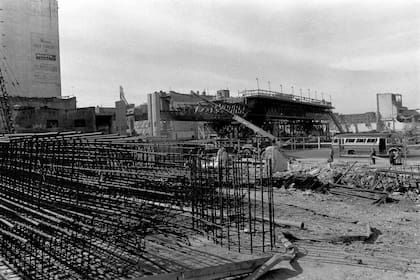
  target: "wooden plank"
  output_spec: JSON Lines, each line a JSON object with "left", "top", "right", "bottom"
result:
{"left": 140, "top": 257, "right": 271, "bottom": 280}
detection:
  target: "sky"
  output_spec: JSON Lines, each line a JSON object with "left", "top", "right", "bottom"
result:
{"left": 58, "top": 0, "right": 420, "bottom": 114}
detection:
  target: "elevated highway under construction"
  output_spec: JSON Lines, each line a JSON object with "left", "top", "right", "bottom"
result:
{"left": 145, "top": 89, "right": 343, "bottom": 141}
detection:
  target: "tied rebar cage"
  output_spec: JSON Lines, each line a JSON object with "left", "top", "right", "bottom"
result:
{"left": 0, "top": 135, "right": 278, "bottom": 279}
{"left": 189, "top": 153, "right": 276, "bottom": 254}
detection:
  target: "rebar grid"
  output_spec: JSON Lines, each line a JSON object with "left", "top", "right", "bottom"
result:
{"left": 0, "top": 135, "right": 277, "bottom": 279}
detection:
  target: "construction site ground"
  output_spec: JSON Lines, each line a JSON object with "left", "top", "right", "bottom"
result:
{"left": 1, "top": 142, "right": 420, "bottom": 280}
{"left": 180, "top": 152, "right": 420, "bottom": 280}
{"left": 3, "top": 175, "right": 418, "bottom": 280}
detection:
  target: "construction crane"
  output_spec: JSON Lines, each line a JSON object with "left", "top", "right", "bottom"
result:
{"left": 119, "top": 86, "right": 136, "bottom": 135}
{"left": 120, "top": 85, "right": 134, "bottom": 115}
{"left": 0, "top": 67, "right": 14, "bottom": 134}
{"left": 190, "top": 92, "right": 283, "bottom": 145}
{"left": 120, "top": 85, "right": 129, "bottom": 105}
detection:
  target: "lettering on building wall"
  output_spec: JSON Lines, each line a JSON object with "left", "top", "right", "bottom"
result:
{"left": 31, "top": 33, "right": 59, "bottom": 84}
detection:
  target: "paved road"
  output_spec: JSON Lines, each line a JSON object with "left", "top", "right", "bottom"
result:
{"left": 287, "top": 148, "right": 420, "bottom": 166}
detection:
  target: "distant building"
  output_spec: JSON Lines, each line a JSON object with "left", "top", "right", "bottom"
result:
{"left": 3, "top": 96, "right": 77, "bottom": 132}
{"left": 146, "top": 91, "right": 214, "bottom": 140}
{"left": 95, "top": 106, "right": 116, "bottom": 134}
{"left": 331, "top": 112, "right": 377, "bottom": 133}
{"left": 216, "top": 89, "right": 230, "bottom": 99}
{"left": 329, "top": 93, "right": 420, "bottom": 134}
{"left": 0, "top": 96, "right": 116, "bottom": 134}
{"left": 0, "top": 0, "right": 61, "bottom": 98}
{"left": 377, "top": 93, "right": 419, "bottom": 131}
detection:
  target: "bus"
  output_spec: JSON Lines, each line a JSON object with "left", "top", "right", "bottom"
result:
{"left": 332, "top": 133, "right": 404, "bottom": 157}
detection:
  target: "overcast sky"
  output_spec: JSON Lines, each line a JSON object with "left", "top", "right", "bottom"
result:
{"left": 59, "top": 0, "right": 420, "bottom": 113}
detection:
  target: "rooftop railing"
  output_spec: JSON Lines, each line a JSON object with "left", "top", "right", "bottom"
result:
{"left": 239, "top": 89, "right": 332, "bottom": 107}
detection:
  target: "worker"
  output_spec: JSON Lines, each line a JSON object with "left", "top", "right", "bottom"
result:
{"left": 389, "top": 150, "right": 395, "bottom": 165}
{"left": 329, "top": 146, "right": 334, "bottom": 163}
{"left": 338, "top": 141, "right": 342, "bottom": 155}
{"left": 369, "top": 147, "right": 376, "bottom": 165}
{"left": 394, "top": 150, "right": 402, "bottom": 165}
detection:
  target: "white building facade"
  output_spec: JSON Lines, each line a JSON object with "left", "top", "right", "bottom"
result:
{"left": 0, "top": 0, "right": 61, "bottom": 98}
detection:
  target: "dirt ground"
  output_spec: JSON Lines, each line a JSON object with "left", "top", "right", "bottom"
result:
{"left": 189, "top": 156, "right": 420, "bottom": 280}
{"left": 263, "top": 189, "right": 420, "bottom": 279}
{"left": 190, "top": 189, "right": 420, "bottom": 279}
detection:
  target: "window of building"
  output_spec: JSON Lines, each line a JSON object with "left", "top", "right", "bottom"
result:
{"left": 46, "top": 120, "right": 58, "bottom": 128}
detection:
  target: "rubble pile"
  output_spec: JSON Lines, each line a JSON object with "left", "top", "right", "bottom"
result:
{"left": 373, "top": 171, "right": 420, "bottom": 195}
{"left": 273, "top": 162, "right": 420, "bottom": 197}
{"left": 272, "top": 172, "right": 329, "bottom": 193}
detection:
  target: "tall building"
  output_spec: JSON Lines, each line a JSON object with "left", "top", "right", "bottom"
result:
{"left": 376, "top": 93, "right": 420, "bottom": 131}
{"left": 0, "top": 0, "right": 61, "bottom": 98}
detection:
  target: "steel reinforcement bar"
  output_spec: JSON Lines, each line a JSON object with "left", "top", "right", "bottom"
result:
{"left": 0, "top": 136, "right": 278, "bottom": 279}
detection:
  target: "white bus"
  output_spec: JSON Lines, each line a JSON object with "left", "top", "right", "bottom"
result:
{"left": 332, "top": 133, "right": 403, "bottom": 156}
